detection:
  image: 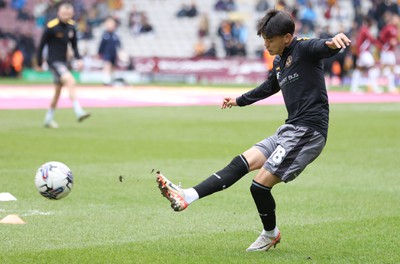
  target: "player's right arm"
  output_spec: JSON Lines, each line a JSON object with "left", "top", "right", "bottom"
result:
{"left": 36, "top": 26, "right": 51, "bottom": 70}
{"left": 235, "top": 67, "right": 280, "bottom": 107}
{"left": 222, "top": 67, "right": 280, "bottom": 109}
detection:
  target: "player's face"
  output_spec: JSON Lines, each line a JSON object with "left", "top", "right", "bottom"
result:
{"left": 105, "top": 19, "right": 116, "bottom": 32}
{"left": 58, "top": 6, "right": 74, "bottom": 23}
{"left": 263, "top": 34, "right": 291, "bottom": 56}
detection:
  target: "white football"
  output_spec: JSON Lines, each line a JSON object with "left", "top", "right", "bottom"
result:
{"left": 34, "top": 161, "right": 74, "bottom": 200}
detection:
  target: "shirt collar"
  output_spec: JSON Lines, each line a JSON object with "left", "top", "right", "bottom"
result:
{"left": 281, "top": 36, "right": 298, "bottom": 57}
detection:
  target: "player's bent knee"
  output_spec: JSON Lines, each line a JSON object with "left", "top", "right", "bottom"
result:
{"left": 242, "top": 147, "right": 267, "bottom": 171}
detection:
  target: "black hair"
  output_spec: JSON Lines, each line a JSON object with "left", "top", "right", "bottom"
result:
{"left": 257, "top": 9, "right": 295, "bottom": 38}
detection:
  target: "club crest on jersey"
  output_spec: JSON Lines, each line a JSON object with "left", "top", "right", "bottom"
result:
{"left": 68, "top": 30, "right": 74, "bottom": 38}
{"left": 285, "top": 56, "right": 292, "bottom": 68}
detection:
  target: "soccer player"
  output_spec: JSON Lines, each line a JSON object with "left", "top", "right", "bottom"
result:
{"left": 98, "top": 17, "right": 121, "bottom": 86}
{"left": 36, "top": 2, "right": 90, "bottom": 128}
{"left": 156, "top": 9, "right": 351, "bottom": 252}
{"left": 350, "top": 17, "right": 380, "bottom": 93}
{"left": 377, "top": 12, "right": 399, "bottom": 93}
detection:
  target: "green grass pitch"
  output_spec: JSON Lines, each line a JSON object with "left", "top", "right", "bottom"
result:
{"left": 0, "top": 103, "right": 399, "bottom": 263}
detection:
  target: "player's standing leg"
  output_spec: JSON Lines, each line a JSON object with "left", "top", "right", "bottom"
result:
{"left": 383, "top": 65, "right": 397, "bottom": 93}
{"left": 44, "top": 83, "right": 62, "bottom": 128}
{"left": 102, "top": 61, "right": 113, "bottom": 86}
{"left": 246, "top": 168, "right": 282, "bottom": 252}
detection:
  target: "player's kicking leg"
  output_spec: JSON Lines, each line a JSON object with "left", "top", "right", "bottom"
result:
{"left": 156, "top": 153, "right": 251, "bottom": 212}
{"left": 61, "top": 72, "right": 91, "bottom": 122}
{"left": 156, "top": 172, "right": 189, "bottom": 211}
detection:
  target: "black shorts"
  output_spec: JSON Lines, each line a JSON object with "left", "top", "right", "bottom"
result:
{"left": 103, "top": 55, "right": 117, "bottom": 66}
{"left": 48, "top": 61, "right": 71, "bottom": 84}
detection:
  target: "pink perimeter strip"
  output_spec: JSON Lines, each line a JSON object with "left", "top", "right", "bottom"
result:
{"left": 0, "top": 85, "right": 400, "bottom": 110}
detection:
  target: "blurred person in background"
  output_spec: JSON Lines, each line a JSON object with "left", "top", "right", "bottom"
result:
{"left": 350, "top": 17, "right": 381, "bottom": 93}
{"left": 98, "top": 17, "right": 121, "bottom": 86}
{"left": 33, "top": 0, "right": 49, "bottom": 28}
{"left": 377, "top": 12, "right": 399, "bottom": 93}
{"left": 36, "top": 2, "right": 91, "bottom": 128}
{"left": 10, "top": 42, "right": 24, "bottom": 77}
{"left": 198, "top": 13, "right": 209, "bottom": 38}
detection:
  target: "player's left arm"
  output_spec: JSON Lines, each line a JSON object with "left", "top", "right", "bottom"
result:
{"left": 70, "top": 27, "right": 83, "bottom": 70}
{"left": 301, "top": 33, "right": 351, "bottom": 59}
{"left": 325, "top": 33, "right": 351, "bottom": 50}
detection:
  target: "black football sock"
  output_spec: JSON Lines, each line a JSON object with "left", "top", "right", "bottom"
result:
{"left": 250, "top": 180, "right": 276, "bottom": 232}
{"left": 193, "top": 155, "right": 249, "bottom": 198}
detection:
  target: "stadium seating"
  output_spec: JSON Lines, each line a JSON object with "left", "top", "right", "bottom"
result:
{"left": 0, "top": 0, "right": 356, "bottom": 59}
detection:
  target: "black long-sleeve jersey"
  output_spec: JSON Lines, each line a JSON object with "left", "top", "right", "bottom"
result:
{"left": 37, "top": 18, "right": 81, "bottom": 66}
{"left": 236, "top": 37, "right": 341, "bottom": 140}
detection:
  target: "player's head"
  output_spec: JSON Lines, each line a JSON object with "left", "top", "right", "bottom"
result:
{"left": 360, "top": 15, "right": 373, "bottom": 28}
{"left": 391, "top": 13, "right": 399, "bottom": 25}
{"left": 104, "top": 17, "right": 117, "bottom": 32}
{"left": 58, "top": 2, "right": 74, "bottom": 23}
{"left": 257, "top": 9, "right": 295, "bottom": 56}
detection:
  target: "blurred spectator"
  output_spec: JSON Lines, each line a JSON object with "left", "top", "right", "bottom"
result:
{"left": 193, "top": 37, "right": 206, "bottom": 57}
{"left": 11, "top": 44, "right": 24, "bottom": 77}
{"left": 86, "top": 7, "right": 102, "bottom": 28}
{"left": 377, "top": 12, "right": 399, "bottom": 93}
{"left": 218, "top": 20, "right": 233, "bottom": 55}
{"left": 255, "top": 0, "right": 269, "bottom": 13}
{"left": 108, "top": 0, "right": 123, "bottom": 10}
{"left": 98, "top": 17, "right": 121, "bottom": 86}
{"left": 76, "top": 11, "right": 93, "bottom": 40}
{"left": 95, "top": 0, "right": 109, "bottom": 24}
{"left": 73, "top": 0, "right": 85, "bottom": 21}
{"left": 299, "top": 1, "right": 317, "bottom": 31}
{"left": 218, "top": 19, "right": 247, "bottom": 57}
{"left": 33, "top": 0, "right": 48, "bottom": 28}
{"left": 376, "top": 0, "right": 399, "bottom": 30}
{"left": 128, "top": 8, "right": 153, "bottom": 36}
{"left": 203, "top": 42, "right": 217, "bottom": 58}
{"left": 0, "top": 0, "right": 6, "bottom": 8}
{"left": 17, "top": 6, "right": 33, "bottom": 21}
{"left": 176, "top": 1, "right": 198, "bottom": 18}
{"left": 232, "top": 20, "right": 247, "bottom": 47}
{"left": 0, "top": 31, "right": 25, "bottom": 77}
{"left": 128, "top": 4, "right": 141, "bottom": 31}
{"left": 198, "top": 13, "right": 209, "bottom": 37}
{"left": 193, "top": 38, "right": 217, "bottom": 58}
{"left": 11, "top": 0, "right": 25, "bottom": 11}
{"left": 275, "top": 0, "right": 287, "bottom": 11}
{"left": 215, "top": 0, "right": 237, "bottom": 12}
{"left": 350, "top": 17, "right": 380, "bottom": 93}
{"left": 139, "top": 12, "right": 154, "bottom": 34}
{"left": 15, "top": 29, "right": 35, "bottom": 68}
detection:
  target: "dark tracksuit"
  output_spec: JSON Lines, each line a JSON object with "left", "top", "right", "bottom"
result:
{"left": 37, "top": 18, "right": 81, "bottom": 67}
{"left": 98, "top": 31, "right": 121, "bottom": 65}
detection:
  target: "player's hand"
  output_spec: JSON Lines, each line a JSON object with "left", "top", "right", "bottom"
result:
{"left": 221, "top": 97, "right": 237, "bottom": 109}
{"left": 325, "top": 33, "right": 351, "bottom": 49}
{"left": 35, "top": 65, "right": 43, "bottom": 72}
{"left": 75, "top": 59, "right": 84, "bottom": 71}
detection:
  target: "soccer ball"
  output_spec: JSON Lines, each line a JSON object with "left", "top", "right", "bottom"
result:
{"left": 34, "top": 161, "right": 74, "bottom": 200}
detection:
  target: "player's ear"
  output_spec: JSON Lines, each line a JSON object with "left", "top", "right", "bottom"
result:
{"left": 283, "top": 33, "right": 292, "bottom": 44}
